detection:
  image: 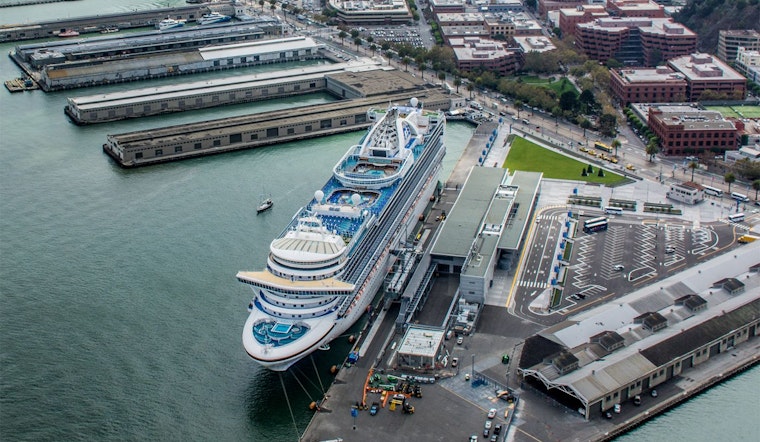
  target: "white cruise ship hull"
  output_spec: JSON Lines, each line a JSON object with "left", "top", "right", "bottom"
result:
{"left": 238, "top": 101, "right": 445, "bottom": 371}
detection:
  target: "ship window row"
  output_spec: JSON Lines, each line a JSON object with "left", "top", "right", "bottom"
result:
{"left": 260, "top": 293, "right": 337, "bottom": 309}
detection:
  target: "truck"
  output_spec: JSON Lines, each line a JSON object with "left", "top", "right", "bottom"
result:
{"left": 738, "top": 234, "right": 758, "bottom": 244}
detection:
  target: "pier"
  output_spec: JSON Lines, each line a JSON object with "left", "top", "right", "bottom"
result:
{"left": 0, "top": 2, "right": 238, "bottom": 42}
{"left": 65, "top": 60, "right": 387, "bottom": 124}
{"left": 103, "top": 87, "right": 452, "bottom": 168}
{"left": 0, "top": 0, "right": 79, "bottom": 7}
{"left": 12, "top": 35, "right": 321, "bottom": 92}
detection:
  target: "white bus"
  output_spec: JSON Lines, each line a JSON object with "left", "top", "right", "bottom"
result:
{"left": 728, "top": 213, "right": 745, "bottom": 223}
{"left": 604, "top": 206, "right": 623, "bottom": 215}
{"left": 731, "top": 192, "right": 749, "bottom": 202}
{"left": 702, "top": 185, "right": 723, "bottom": 197}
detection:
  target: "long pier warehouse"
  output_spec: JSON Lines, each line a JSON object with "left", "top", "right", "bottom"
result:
{"left": 11, "top": 33, "right": 318, "bottom": 92}
{"left": 65, "top": 60, "right": 387, "bottom": 125}
{"left": 103, "top": 86, "right": 453, "bottom": 168}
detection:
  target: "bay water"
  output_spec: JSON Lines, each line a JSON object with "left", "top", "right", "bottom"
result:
{"left": 0, "top": 1, "right": 757, "bottom": 441}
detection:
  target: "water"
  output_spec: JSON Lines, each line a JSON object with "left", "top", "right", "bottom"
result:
{"left": 0, "top": 2, "right": 757, "bottom": 441}
{"left": 0, "top": 5, "right": 474, "bottom": 438}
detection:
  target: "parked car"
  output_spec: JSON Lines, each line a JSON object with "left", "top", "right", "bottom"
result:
{"left": 651, "top": 389, "right": 658, "bottom": 398}
{"left": 633, "top": 395, "right": 642, "bottom": 406}
{"left": 613, "top": 403, "right": 621, "bottom": 414}
{"left": 487, "top": 408, "right": 497, "bottom": 419}
{"left": 370, "top": 402, "right": 379, "bottom": 416}
{"left": 493, "top": 425, "right": 502, "bottom": 435}
{"left": 457, "top": 336, "right": 464, "bottom": 345}
{"left": 451, "top": 357, "right": 459, "bottom": 368}
{"left": 485, "top": 420, "right": 492, "bottom": 430}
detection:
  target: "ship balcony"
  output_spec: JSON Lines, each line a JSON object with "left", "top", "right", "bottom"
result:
{"left": 267, "top": 257, "right": 345, "bottom": 279}
{"left": 254, "top": 295, "right": 341, "bottom": 319}
{"left": 259, "top": 290, "right": 341, "bottom": 310}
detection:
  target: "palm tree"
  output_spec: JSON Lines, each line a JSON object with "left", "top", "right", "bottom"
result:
{"left": 724, "top": 172, "right": 736, "bottom": 193}
{"left": 338, "top": 30, "right": 347, "bottom": 46}
{"left": 514, "top": 100, "right": 523, "bottom": 119}
{"left": 453, "top": 77, "right": 462, "bottom": 93}
{"left": 645, "top": 140, "right": 659, "bottom": 162}
{"left": 688, "top": 161, "right": 698, "bottom": 182}
{"left": 466, "top": 83, "right": 474, "bottom": 99}
{"left": 402, "top": 56, "right": 412, "bottom": 72}
{"left": 611, "top": 139, "right": 621, "bottom": 158}
{"left": 369, "top": 43, "right": 377, "bottom": 57}
{"left": 259, "top": 0, "right": 265, "bottom": 11}
{"left": 753, "top": 179, "right": 760, "bottom": 200}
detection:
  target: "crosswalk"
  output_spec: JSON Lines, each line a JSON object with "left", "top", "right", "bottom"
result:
{"left": 517, "top": 280, "right": 548, "bottom": 288}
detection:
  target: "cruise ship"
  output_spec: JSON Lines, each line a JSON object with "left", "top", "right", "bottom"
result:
{"left": 237, "top": 98, "right": 446, "bottom": 371}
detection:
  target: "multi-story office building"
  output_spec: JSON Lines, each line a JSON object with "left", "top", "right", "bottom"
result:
{"left": 610, "top": 66, "right": 687, "bottom": 104}
{"left": 717, "top": 30, "right": 760, "bottom": 64}
{"left": 668, "top": 53, "right": 747, "bottom": 101}
{"left": 558, "top": 4, "right": 608, "bottom": 37}
{"left": 429, "top": 0, "right": 466, "bottom": 14}
{"left": 575, "top": 17, "right": 696, "bottom": 66}
{"left": 326, "top": 0, "right": 412, "bottom": 25}
{"left": 734, "top": 47, "right": 760, "bottom": 84}
{"left": 607, "top": 0, "right": 665, "bottom": 19}
{"left": 450, "top": 36, "right": 521, "bottom": 76}
{"left": 648, "top": 105, "right": 737, "bottom": 156}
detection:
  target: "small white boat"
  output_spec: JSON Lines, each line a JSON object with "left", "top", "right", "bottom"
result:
{"left": 256, "top": 196, "right": 273, "bottom": 214}
{"left": 197, "top": 12, "right": 231, "bottom": 25}
{"left": 100, "top": 27, "right": 119, "bottom": 34}
{"left": 157, "top": 18, "right": 185, "bottom": 31}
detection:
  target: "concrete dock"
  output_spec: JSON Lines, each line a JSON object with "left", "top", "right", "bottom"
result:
{"left": 298, "top": 119, "right": 760, "bottom": 442}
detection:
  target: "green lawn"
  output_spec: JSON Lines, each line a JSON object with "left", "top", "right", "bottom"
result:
{"left": 520, "top": 76, "right": 578, "bottom": 96}
{"left": 504, "top": 137, "right": 627, "bottom": 185}
{"left": 705, "top": 105, "right": 760, "bottom": 119}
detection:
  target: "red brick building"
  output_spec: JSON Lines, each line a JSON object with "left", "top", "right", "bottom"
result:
{"left": 610, "top": 67, "right": 687, "bottom": 104}
{"left": 575, "top": 17, "right": 696, "bottom": 66}
{"left": 607, "top": 0, "right": 665, "bottom": 19}
{"left": 648, "top": 105, "right": 737, "bottom": 156}
{"left": 558, "top": 5, "right": 608, "bottom": 38}
{"left": 667, "top": 53, "right": 748, "bottom": 101}
{"left": 449, "top": 36, "right": 521, "bottom": 76}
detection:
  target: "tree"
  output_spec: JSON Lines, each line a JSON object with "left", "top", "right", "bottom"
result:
{"left": 338, "top": 30, "right": 347, "bottom": 45}
{"left": 597, "top": 168, "right": 605, "bottom": 177}
{"left": 559, "top": 90, "right": 578, "bottom": 111}
{"left": 582, "top": 168, "right": 588, "bottom": 177}
{"left": 580, "top": 118, "right": 592, "bottom": 136}
{"left": 354, "top": 37, "right": 362, "bottom": 50}
{"left": 402, "top": 56, "right": 411, "bottom": 72}
{"left": 525, "top": 0, "right": 537, "bottom": 10}
{"left": 611, "top": 139, "right": 621, "bottom": 157}
{"left": 415, "top": 55, "right": 426, "bottom": 79}
{"left": 645, "top": 140, "right": 659, "bottom": 162}
{"left": 454, "top": 77, "right": 462, "bottom": 93}
{"left": 587, "top": 164, "right": 594, "bottom": 173}
{"left": 599, "top": 113, "right": 617, "bottom": 137}
{"left": 514, "top": 100, "right": 523, "bottom": 118}
{"left": 259, "top": 0, "right": 265, "bottom": 11}
{"left": 724, "top": 172, "right": 736, "bottom": 193}
{"left": 369, "top": 44, "right": 377, "bottom": 56}
{"left": 688, "top": 161, "right": 698, "bottom": 181}
{"left": 753, "top": 179, "right": 760, "bottom": 200}
{"left": 466, "top": 82, "right": 474, "bottom": 99}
